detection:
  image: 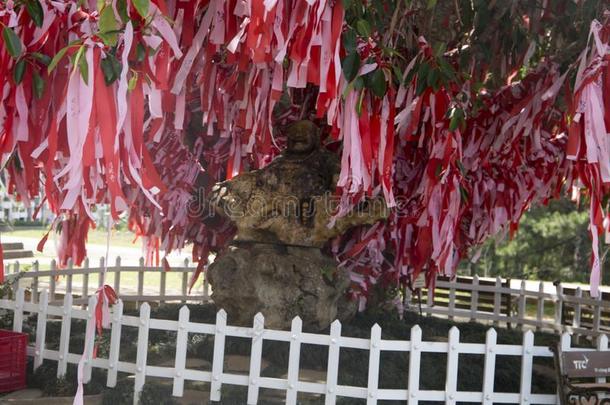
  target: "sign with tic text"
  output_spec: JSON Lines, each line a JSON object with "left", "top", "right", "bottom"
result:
{"left": 562, "top": 351, "right": 610, "bottom": 378}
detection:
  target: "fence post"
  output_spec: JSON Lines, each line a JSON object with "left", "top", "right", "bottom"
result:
{"left": 33, "top": 290, "right": 49, "bottom": 370}
{"left": 49, "top": 259, "right": 57, "bottom": 303}
{"left": 31, "top": 261, "right": 39, "bottom": 304}
{"left": 247, "top": 313, "right": 265, "bottom": 405}
{"left": 573, "top": 287, "right": 582, "bottom": 342}
{"left": 445, "top": 327, "right": 459, "bottom": 405}
{"left": 536, "top": 281, "right": 544, "bottom": 332}
{"left": 203, "top": 259, "right": 210, "bottom": 302}
{"left": 114, "top": 256, "right": 121, "bottom": 298}
{"left": 98, "top": 257, "right": 105, "bottom": 289}
{"left": 173, "top": 306, "right": 190, "bottom": 397}
{"left": 12, "top": 288, "right": 25, "bottom": 333}
{"left": 57, "top": 293, "right": 73, "bottom": 377}
{"left": 426, "top": 284, "right": 433, "bottom": 311}
{"left": 181, "top": 259, "right": 188, "bottom": 304}
{"left": 493, "top": 277, "right": 502, "bottom": 327}
{"left": 596, "top": 334, "right": 608, "bottom": 384}
{"left": 408, "top": 325, "right": 422, "bottom": 405}
{"left": 482, "top": 328, "right": 497, "bottom": 405}
{"left": 470, "top": 275, "right": 479, "bottom": 322}
{"left": 366, "top": 324, "right": 381, "bottom": 405}
{"left": 554, "top": 282, "right": 563, "bottom": 334}
{"left": 83, "top": 294, "right": 97, "bottom": 383}
{"left": 285, "top": 316, "right": 303, "bottom": 405}
{"left": 557, "top": 332, "right": 571, "bottom": 401}
{"left": 518, "top": 280, "right": 526, "bottom": 330}
{"left": 137, "top": 257, "right": 144, "bottom": 306}
{"left": 107, "top": 299, "right": 124, "bottom": 388}
{"left": 519, "top": 330, "right": 534, "bottom": 404}
{"left": 593, "top": 292, "right": 602, "bottom": 336}
{"left": 66, "top": 258, "right": 73, "bottom": 295}
{"left": 448, "top": 282, "right": 456, "bottom": 321}
{"left": 403, "top": 286, "right": 413, "bottom": 310}
{"left": 160, "top": 262, "right": 167, "bottom": 304}
{"left": 210, "top": 309, "right": 227, "bottom": 402}
{"left": 505, "top": 278, "right": 512, "bottom": 329}
{"left": 111, "top": 256, "right": 121, "bottom": 297}
{"left": 133, "top": 302, "right": 151, "bottom": 405}
{"left": 325, "top": 320, "right": 342, "bottom": 405}
{"left": 82, "top": 257, "right": 89, "bottom": 300}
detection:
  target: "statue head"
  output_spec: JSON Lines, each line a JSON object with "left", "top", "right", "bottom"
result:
{"left": 285, "top": 120, "right": 320, "bottom": 156}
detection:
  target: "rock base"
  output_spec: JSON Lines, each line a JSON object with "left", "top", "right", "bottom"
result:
{"left": 208, "top": 243, "right": 355, "bottom": 331}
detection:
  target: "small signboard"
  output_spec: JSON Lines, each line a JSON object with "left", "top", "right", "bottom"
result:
{"left": 562, "top": 351, "right": 610, "bottom": 378}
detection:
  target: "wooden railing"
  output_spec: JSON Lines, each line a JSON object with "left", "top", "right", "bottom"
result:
{"left": 408, "top": 275, "right": 610, "bottom": 337}
{"left": 3, "top": 257, "right": 209, "bottom": 306}
{"left": 3, "top": 259, "right": 610, "bottom": 337}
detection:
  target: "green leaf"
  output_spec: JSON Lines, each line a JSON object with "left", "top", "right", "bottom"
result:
{"left": 433, "top": 42, "right": 447, "bottom": 58}
{"left": 356, "top": 90, "right": 365, "bottom": 116}
{"left": 369, "top": 69, "right": 387, "bottom": 98}
{"left": 392, "top": 65, "right": 403, "bottom": 86}
{"left": 459, "top": 185, "right": 469, "bottom": 202}
{"left": 100, "top": 57, "right": 115, "bottom": 85}
{"left": 438, "top": 58, "right": 456, "bottom": 82}
{"left": 342, "top": 0, "right": 354, "bottom": 9}
{"left": 449, "top": 108, "right": 464, "bottom": 132}
{"left": 25, "top": 0, "right": 44, "bottom": 27}
{"left": 48, "top": 43, "right": 75, "bottom": 73}
{"left": 136, "top": 43, "right": 146, "bottom": 63}
{"left": 427, "top": 0, "right": 437, "bottom": 9}
{"left": 342, "top": 52, "right": 361, "bottom": 82}
{"left": 100, "top": 54, "right": 122, "bottom": 85}
{"left": 416, "top": 62, "right": 430, "bottom": 96}
{"left": 353, "top": 76, "right": 365, "bottom": 91}
{"left": 2, "top": 27, "right": 22, "bottom": 58}
{"left": 31, "top": 52, "right": 51, "bottom": 66}
{"left": 427, "top": 68, "right": 440, "bottom": 91}
{"left": 128, "top": 72, "right": 138, "bottom": 91}
{"left": 343, "top": 29, "right": 357, "bottom": 53}
{"left": 355, "top": 19, "right": 371, "bottom": 37}
{"left": 115, "top": 0, "right": 129, "bottom": 22}
{"left": 78, "top": 51, "right": 89, "bottom": 84}
{"left": 133, "top": 0, "right": 150, "bottom": 18}
{"left": 32, "top": 71, "right": 45, "bottom": 99}
{"left": 98, "top": 5, "right": 119, "bottom": 46}
{"left": 13, "top": 59, "right": 26, "bottom": 84}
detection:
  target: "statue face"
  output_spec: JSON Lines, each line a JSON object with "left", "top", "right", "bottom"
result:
{"left": 286, "top": 121, "right": 319, "bottom": 155}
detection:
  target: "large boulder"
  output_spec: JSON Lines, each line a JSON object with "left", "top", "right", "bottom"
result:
{"left": 208, "top": 243, "right": 355, "bottom": 330}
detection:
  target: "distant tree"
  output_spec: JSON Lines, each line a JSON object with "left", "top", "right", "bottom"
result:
{"left": 461, "top": 199, "right": 600, "bottom": 283}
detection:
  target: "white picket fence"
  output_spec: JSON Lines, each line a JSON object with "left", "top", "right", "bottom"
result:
{"left": 3, "top": 256, "right": 209, "bottom": 305}
{"left": 3, "top": 287, "right": 605, "bottom": 404}
{"left": 4, "top": 257, "right": 610, "bottom": 339}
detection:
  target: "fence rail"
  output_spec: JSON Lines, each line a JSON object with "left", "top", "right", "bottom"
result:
{"left": 1, "top": 288, "right": 592, "bottom": 404}
{"left": 408, "top": 275, "right": 610, "bottom": 338}
{"left": 2, "top": 257, "right": 209, "bottom": 306}
{"left": 3, "top": 257, "right": 610, "bottom": 337}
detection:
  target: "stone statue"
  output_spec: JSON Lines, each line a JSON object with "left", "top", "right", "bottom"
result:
{"left": 207, "top": 121, "right": 388, "bottom": 330}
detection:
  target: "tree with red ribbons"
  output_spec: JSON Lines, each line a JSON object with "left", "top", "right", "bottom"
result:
{"left": 0, "top": 0, "right": 609, "bottom": 309}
